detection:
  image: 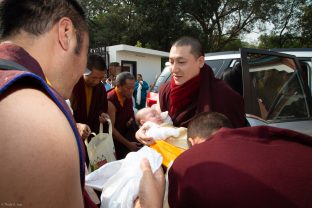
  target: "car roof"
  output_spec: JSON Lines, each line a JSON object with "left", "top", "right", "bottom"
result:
{"left": 270, "top": 49, "right": 312, "bottom": 59}
{"left": 205, "top": 51, "right": 241, "bottom": 60}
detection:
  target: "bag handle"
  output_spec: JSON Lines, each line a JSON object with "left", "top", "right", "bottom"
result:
{"left": 99, "top": 118, "right": 111, "bottom": 135}
{"left": 86, "top": 119, "right": 112, "bottom": 144}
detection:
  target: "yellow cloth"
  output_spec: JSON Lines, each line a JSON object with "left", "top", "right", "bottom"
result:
{"left": 151, "top": 140, "right": 185, "bottom": 167}
{"left": 46, "top": 78, "right": 52, "bottom": 87}
{"left": 84, "top": 84, "right": 93, "bottom": 116}
{"left": 115, "top": 87, "right": 125, "bottom": 107}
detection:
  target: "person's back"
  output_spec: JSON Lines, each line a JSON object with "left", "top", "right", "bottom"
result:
{"left": 0, "top": 0, "right": 91, "bottom": 207}
{"left": 169, "top": 126, "right": 312, "bottom": 208}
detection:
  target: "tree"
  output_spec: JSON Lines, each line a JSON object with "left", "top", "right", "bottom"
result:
{"left": 268, "top": 0, "right": 306, "bottom": 48}
{"left": 300, "top": 3, "right": 312, "bottom": 47}
{"left": 258, "top": 0, "right": 312, "bottom": 48}
{"left": 178, "top": 0, "right": 281, "bottom": 51}
{"left": 81, "top": 0, "right": 312, "bottom": 52}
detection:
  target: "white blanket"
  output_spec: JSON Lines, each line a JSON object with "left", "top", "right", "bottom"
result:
{"left": 85, "top": 146, "right": 163, "bottom": 208}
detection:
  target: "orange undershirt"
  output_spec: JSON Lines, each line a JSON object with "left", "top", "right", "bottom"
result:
{"left": 115, "top": 87, "right": 125, "bottom": 107}
{"left": 84, "top": 84, "right": 93, "bottom": 116}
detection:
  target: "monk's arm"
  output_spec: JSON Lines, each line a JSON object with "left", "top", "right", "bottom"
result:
{"left": 107, "top": 101, "right": 137, "bottom": 150}
{"left": 0, "top": 88, "right": 84, "bottom": 207}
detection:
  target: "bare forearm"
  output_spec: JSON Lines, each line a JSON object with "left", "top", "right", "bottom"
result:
{"left": 112, "top": 127, "right": 130, "bottom": 147}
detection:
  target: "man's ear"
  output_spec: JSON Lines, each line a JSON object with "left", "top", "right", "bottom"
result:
{"left": 58, "top": 17, "right": 75, "bottom": 51}
{"left": 188, "top": 137, "right": 196, "bottom": 146}
{"left": 197, "top": 56, "right": 205, "bottom": 68}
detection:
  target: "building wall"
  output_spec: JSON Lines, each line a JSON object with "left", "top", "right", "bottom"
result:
{"left": 110, "top": 51, "right": 162, "bottom": 87}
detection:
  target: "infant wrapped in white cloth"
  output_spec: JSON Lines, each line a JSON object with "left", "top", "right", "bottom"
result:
{"left": 135, "top": 108, "right": 188, "bottom": 149}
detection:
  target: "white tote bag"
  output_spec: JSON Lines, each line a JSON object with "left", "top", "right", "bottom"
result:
{"left": 85, "top": 119, "right": 116, "bottom": 171}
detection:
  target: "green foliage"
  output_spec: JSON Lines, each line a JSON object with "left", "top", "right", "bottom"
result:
{"left": 81, "top": 0, "right": 312, "bottom": 52}
{"left": 300, "top": 4, "right": 312, "bottom": 47}
{"left": 135, "top": 41, "right": 143, "bottom": 47}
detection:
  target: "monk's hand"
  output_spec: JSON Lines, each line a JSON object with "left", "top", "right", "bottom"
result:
{"left": 137, "top": 158, "right": 165, "bottom": 208}
{"left": 76, "top": 123, "right": 91, "bottom": 140}
{"left": 127, "top": 141, "right": 142, "bottom": 151}
{"left": 126, "top": 118, "right": 134, "bottom": 127}
{"left": 99, "top": 112, "right": 110, "bottom": 123}
{"left": 135, "top": 125, "right": 155, "bottom": 146}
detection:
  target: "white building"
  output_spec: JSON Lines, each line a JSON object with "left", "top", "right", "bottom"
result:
{"left": 106, "top": 44, "right": 169, "bottom": 86}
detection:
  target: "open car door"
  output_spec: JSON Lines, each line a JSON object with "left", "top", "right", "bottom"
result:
{"left": 240, "top": 48, "right": 312, "bottom": 136}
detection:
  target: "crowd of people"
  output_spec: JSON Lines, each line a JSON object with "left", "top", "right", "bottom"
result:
{"left": 1, "top": 0, "right": 312, "bottom": 208}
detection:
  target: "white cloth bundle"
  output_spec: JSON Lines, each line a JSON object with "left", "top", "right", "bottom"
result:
{"left": 85, "top": 146, "right": 163, "bottom": 208}
{"left": 144, "top": 121, "right": 181, "bottom": 140}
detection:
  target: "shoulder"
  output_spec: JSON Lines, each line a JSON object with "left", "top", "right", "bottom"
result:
{"left": 0, "top": 87, "right": 83, "bottom": 206}
{"left": 107, "top": 88, "right": 116, "bottom": 98}
{"left": 159, "top": 81, "right": 170, "bottom": 95}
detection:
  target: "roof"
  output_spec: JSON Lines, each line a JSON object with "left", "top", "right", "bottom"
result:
{"left": 107, "top": 44, "right": 169, "bottom": 57}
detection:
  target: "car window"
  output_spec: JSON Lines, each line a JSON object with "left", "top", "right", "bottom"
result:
{"left": 299, "top": 61, "right": 312, "bottom": 93}
{"left": 246, "top": 53, "right": 310, "bottom": 122}
{"left": 150, "top": 66, "right": 171, "bottom": 93}
{"left": 205, "top": 59, "right": 234, "bottom": 78}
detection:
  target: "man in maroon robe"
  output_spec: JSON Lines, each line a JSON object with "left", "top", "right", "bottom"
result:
{"left": 168, "top": 126, "right": 312, "bottom": 208}
{"left": 136, "top": 36, "right": 246, "bottom": 145}
{"left": 0, "top": 1, "right": 165, "bottom": 207}
{"left": 107, "top": 72, "right": 142, "bottom": 159}
{"left": 70, "top": 54, "right": 108, "bottom": 136}
{"left": 0, "top": 0, "right": 97, "bottom": 206}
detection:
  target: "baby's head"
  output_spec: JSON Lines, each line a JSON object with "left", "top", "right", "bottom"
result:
{"left": 187, "top": 112, "right": 232, "bottom": 146}
{"left": 135, "top": 107, "right": 163, "bottom": 126}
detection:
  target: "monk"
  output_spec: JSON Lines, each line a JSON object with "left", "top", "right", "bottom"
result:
{"left": 136, "top": 36, "right": 246, "bottom": 145}
{"left": 169, "top": 126, "right": 312, "bottom": 207}
{"left": 107, "top": 72, "right": 142, "bottom": 159}
{"left": 70, "top": 54, "right": 108, "bottom": 135}
{"left": 0, "top": 1, "right": 164, "bottom": 207}
{"left": 187, "top": 111, "right": 233, "bottom": 146}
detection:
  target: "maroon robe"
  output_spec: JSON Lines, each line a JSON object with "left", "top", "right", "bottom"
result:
{"left": 71, "top": 77, "right": 108, "bottom": 134}
{"left": 0, "top": 43, "right": 96, "bottom": 207}
{"left": 168, "top": 126, "right": 312, "bottom": 208}
{"left": 159, "top": 64, "right": 246, "bottom": 127}
{"left": 107, "top": 88, "right": 138, "bottom": 159}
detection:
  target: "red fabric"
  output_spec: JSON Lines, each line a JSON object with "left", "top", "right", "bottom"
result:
{"left": 169, "top": 74, "right": 200, "bottom": 116}
{"left": 159, "top": 64, "right": 246, "bottom": 127}
{"left": 107, "top": 88, "right": 137, "bottom": 159}
{"left": 83, "top": 189, "right": 98, "bottom": 208}
{"left": 168, "top": 126, "right": 312, "bottom": 208}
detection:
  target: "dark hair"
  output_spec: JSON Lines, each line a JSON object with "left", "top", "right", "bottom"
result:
{"left": 0, "top": 0, "right": 88, "bottom": 54}
{"left": 172, "top": 36, "right": 204, "bottom": 58}
{"left": 187, "top": 112, "right": 232, "bottom": 139}
{"left": 116, "top": 72, "right": 135, "bottom": 86}
{"left": 87, "top": 54, "right": 107, "bottom": 72}
{"left": 109, "top": 62, "right": 120, "bottom": 67}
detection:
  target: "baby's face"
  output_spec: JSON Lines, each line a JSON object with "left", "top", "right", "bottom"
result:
{"left": 144, "top": 109, "right": 163, "bottom": 124}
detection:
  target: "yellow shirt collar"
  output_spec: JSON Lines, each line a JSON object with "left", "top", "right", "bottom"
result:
{"left": 115, "top": 87, "right": 125, "bottom": 107}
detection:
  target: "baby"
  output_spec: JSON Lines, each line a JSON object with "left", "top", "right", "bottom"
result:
{"left": 135, "top": 107, "right": 188, "bottom": 150}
